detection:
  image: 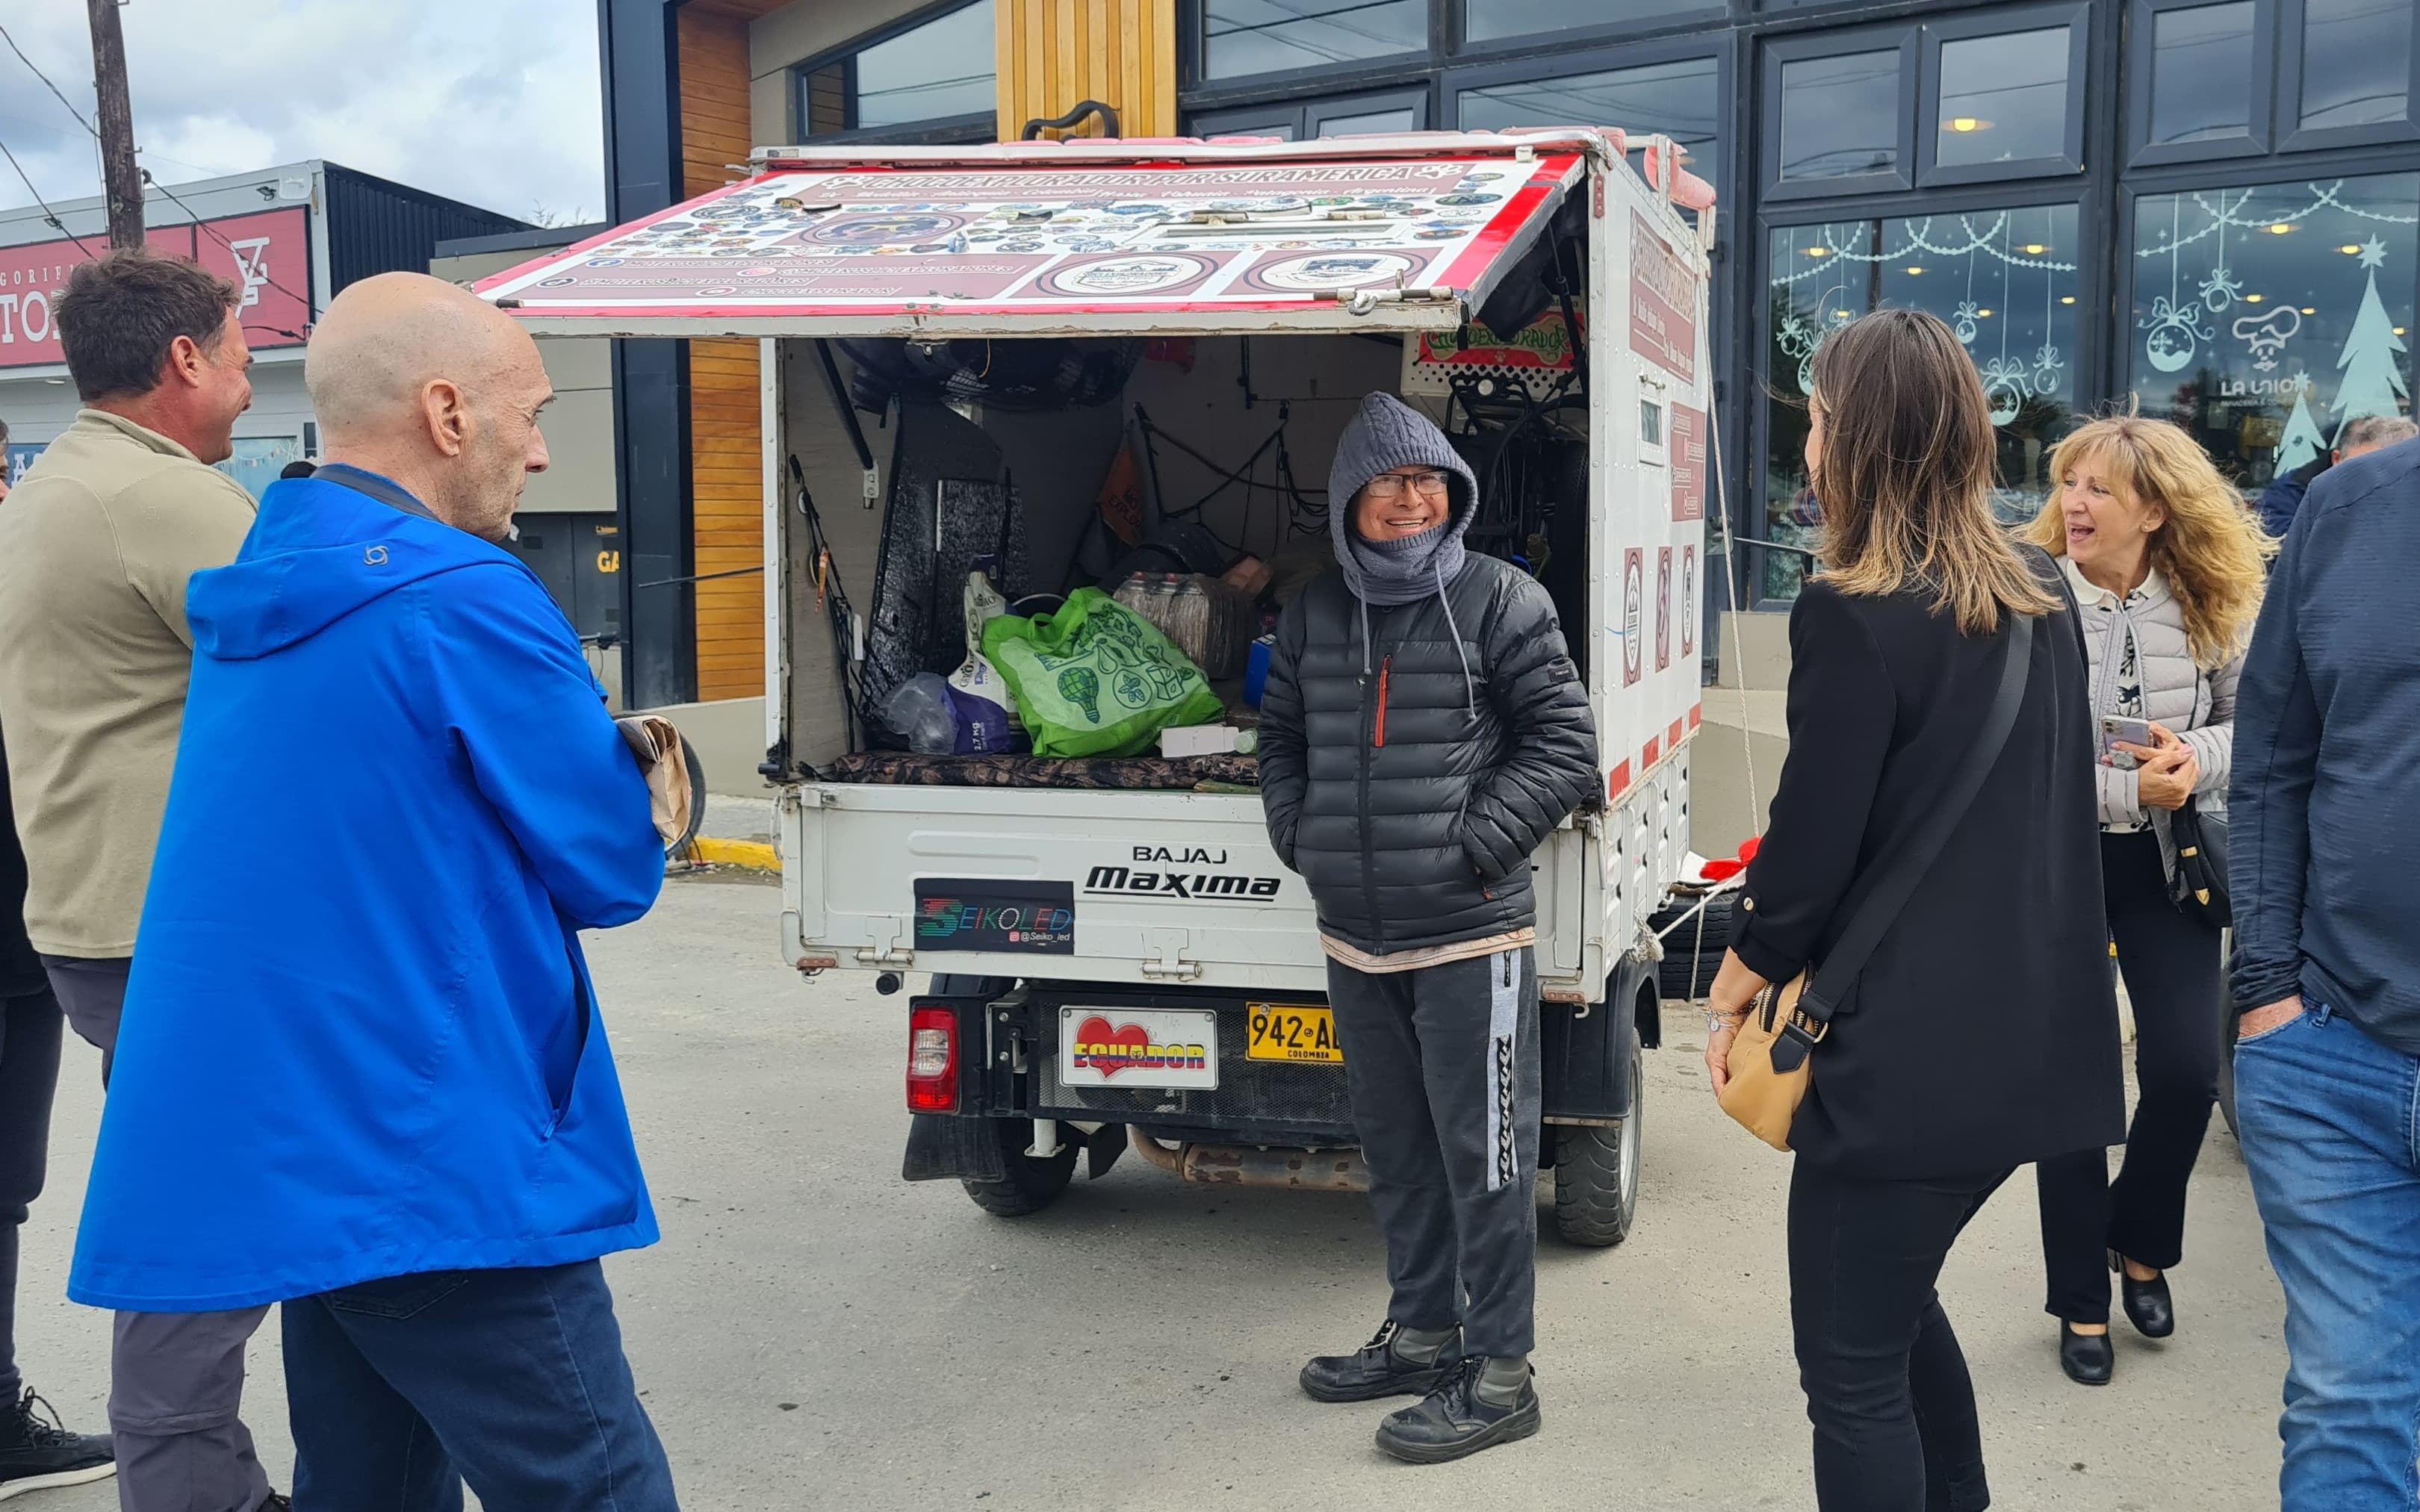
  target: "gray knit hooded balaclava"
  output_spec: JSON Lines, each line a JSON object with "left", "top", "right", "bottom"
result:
{"left": 1326, "top": 392, "right": 1483, "bottom": 700}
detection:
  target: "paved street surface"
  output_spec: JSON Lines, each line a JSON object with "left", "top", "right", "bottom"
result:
{"left": 18, "top": 873, "right": 2288, "bottom": 1511}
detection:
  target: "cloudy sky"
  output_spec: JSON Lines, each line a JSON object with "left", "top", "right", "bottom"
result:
{"left": 0, "top": 1, "right": 605, "bottom": 227}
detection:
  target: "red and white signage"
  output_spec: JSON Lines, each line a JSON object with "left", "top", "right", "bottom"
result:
{"left": 1628, "top": 208, "right": 1698, "bottom": 383}
{"left": 0, "top": 207, "right": 310, "bottom": 371}
{"left": 1057, "top": 1006, "right": 1219, "bottom": 1090}
{"left": 1669, "top": 401, "right": 1706, "bottom": 522}
{"left": 479, "top": 154, "right": 1583, "bottom": 323}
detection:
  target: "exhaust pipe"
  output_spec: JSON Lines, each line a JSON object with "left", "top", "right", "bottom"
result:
{"left": 1127, "top": 1128, "right": 1370, "bottom": 1192}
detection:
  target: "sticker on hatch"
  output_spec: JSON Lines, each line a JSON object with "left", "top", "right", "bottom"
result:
{"left": 1058, "top": 1007, "right": 1219, "bottom": 1090}
{"left": 913, "top": 879, "right": 1075, "bottom": 953}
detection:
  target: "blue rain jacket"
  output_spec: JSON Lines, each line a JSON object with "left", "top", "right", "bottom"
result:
{"left": 69, "top": 470, "right": 666, "bottom": 1311}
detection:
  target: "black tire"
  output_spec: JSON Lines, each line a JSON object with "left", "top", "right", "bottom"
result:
{"left": 1651, "top": 896, "right": 1734, "bottom": 1001}
{"left": 1551, "top": 1027, "right": 1642, "bottom": 1247}
{"left": 962, "top": 1117, "right": 1079, "bottom": 1216}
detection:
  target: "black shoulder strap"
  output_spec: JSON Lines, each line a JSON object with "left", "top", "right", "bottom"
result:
{"left": 1798, "top": 609, "right": 2035, "bottom": 1021}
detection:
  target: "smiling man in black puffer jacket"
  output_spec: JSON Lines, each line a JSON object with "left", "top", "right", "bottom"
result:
{"left": 1259, "top": 391, "right": 1598, "bottom": 1465}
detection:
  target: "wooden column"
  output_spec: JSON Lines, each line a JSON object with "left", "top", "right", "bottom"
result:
{"left": 677, "top": 1, "right": 769, "bottom": 703}
{"left": 996, "top": 0, "right": 1179, "bottom": 142}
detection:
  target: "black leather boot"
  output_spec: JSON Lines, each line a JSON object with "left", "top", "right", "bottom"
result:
{"left": 1300, "top": 1320, "right": 1459, "bottom": 1403}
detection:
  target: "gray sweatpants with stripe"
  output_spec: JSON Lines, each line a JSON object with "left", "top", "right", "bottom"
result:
{"left": 1326, "top": 945, "right": 1541, "bottom": 1359}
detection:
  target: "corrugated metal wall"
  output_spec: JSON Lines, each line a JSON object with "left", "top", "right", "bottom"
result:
{"left": 322, "top": 165, "right": 527, "bottom": 295}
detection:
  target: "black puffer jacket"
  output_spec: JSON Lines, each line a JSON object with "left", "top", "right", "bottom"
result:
{"left": 1259, "top": 556, "right": 1599, "bottom": 956}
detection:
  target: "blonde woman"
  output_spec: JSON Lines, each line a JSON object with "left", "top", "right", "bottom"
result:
{"left": 2021, "top": 414, "right": 2270, "bottom": 1385}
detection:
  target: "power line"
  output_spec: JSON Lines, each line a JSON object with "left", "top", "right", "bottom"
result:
{"left": 141, "top": 169, "right": 314, "bottom": 337}
{"left": 0, "top": 134, "right": 99, "bottom": 257}
{"left": 0, "top": 20, "right": 100, "bottom": 141}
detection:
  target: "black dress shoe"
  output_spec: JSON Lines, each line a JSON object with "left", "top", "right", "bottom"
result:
{"left": 2113, "top": 1254, "right": 2176, "bottom": 1339}
{"left": 2059, "top": 1322, "right": 2114, "bottom": 1386}
{"left": 1300, "top": 1320, "right": 1459, "bottom": 1403}
{"left": 1374, "top": 1357, "right": 1542, "bottom": 1464}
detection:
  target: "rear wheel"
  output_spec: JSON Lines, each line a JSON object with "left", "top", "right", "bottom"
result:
{"left": 1551, "top": 1027, "right": 1642, "bottom": 1247}
{"left": 962, "top": 1117, "right": 1079, "bottom": 1216}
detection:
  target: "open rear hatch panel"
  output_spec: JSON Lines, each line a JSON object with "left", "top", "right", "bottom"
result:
{"left": 477, "top": 135, "right": 1595, "bottom": 338}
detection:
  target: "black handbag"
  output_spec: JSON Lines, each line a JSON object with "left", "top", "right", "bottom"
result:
{"left": 2168, "top": 797, "right": 2230, "bottom": 928}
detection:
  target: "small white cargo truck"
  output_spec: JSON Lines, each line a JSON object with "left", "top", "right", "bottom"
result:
{"left": 484, "top": 128, "right": 1716, "bottom": 1245}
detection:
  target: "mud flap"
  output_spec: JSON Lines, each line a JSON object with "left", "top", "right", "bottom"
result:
{"left": 1085, "top": 1123, "right": 1126, "bottom": 1180}
{"left": 902, "top": 1114, "right": 1008, "bottom": 1183}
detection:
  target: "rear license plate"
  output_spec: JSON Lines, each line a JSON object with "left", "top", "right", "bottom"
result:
{"left": 1247, "top": 1003, "right": 1344, "bottom": 1065}
{"left": 1058, "top": 1007, "right": 1219, "bottom": 1090}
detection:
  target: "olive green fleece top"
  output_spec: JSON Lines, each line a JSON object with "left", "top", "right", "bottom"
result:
{"left": 0, "top": 410, "right": 255, "bottom": 956}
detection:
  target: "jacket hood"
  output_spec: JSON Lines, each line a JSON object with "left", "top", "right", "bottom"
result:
{"left": 187, "top": 473, "right": 529, "bottom": 661}
{"left": 1327, "top": 392, "right": 1479, "bottom": 556}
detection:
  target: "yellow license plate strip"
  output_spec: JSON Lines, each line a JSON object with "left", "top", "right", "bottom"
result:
{"left": 1246, "top": 1002, "right": 1344, "bottom": 1065}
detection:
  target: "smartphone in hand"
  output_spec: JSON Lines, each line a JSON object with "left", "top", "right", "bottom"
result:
{"left": 2100, "top": 714, "right": 2153, "bottom": 765}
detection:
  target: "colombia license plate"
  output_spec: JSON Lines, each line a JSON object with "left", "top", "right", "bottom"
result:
{"left": 1247, "top": 1002, "right": 1344, "bottom": 1065}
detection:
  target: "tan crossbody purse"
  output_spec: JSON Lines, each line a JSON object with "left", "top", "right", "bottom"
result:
{"left": 1719, "top": 610, "right": 2034, "bottom": 1150}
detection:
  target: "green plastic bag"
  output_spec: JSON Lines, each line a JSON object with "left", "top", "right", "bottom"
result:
{"left": 981, "top": 587, "right": 1226, "bottom": 757}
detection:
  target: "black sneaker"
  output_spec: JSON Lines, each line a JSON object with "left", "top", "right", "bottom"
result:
{"left": 0, "top": 1387, "right": 114, "bottom": 1502}
{"left": 1300, "top": 1320, "right": 1461, "bottom": 1403}
{"left": 1374, "top": 1356, "right": 1542, "bottom": 1465}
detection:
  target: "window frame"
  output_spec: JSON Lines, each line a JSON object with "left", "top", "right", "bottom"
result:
{"left": 1190, "top": 84, "right": 1437, "bottom": 140}
{"left": 1444, "top": 37, "right": 1728, "bottom": 184}
{"left": 1916, "top": 1, "right": 2091, "bottom": 188}
{"left": 1749, "top": 182, "right": 2104, "bottom": 607}
{"left": 789, "top": 0, "right": 1000, "bottom": 143}
{"left": 2124, "top": 0, "right": 2278, "bottom": 169}
{"left": 1187, "top": 0, "right": 1436, "bottom": 93}
{"left": 1759, "top": 25, "right": 1923, "bottom": 204}
{"left": 1449, "top": 0, "right": 1728, "bottom": 62}
{"left": 2274, "top": 0, "right": 2420, "bottom": 155}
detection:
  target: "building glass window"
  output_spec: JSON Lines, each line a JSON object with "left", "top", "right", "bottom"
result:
{"left": 1457, "top": 57, "right": 1718, "bottom": 175}
{"left": 2128, "top": 172, "right": 2418, "bottom": 492}
{"left": 2299, "top": 0, "right": 2413, "bottom": 131}
{"left": 1465, "top": 0, "right": 1709, "bottom": 46}
{"left": 1317, "top": 105, "right": 1420, "bottom": 134}
{"left": 1763, "top": 205, "right": 2082, "bottom": 597}
{"left": 1202, "top": 0, "right": 1427, "bottom": 81}
{"left": 1937, "top": 28, "right": 2070, "bottom": 167}
{"left": 798, "top": 0, "right": 996, "bottom": 136}
{"left": 1778, "top": 51, "right": 1902, "bottom": 181}
{"left": 2147, "top": 2, "right": 2258, "bottom": 146}
{"left": 216, "top": 436, "right": 307, "bottom": 502}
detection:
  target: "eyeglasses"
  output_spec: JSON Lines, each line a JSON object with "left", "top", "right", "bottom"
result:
{"left": 1365, "top": 470, "right": 1451, "bottom": 499}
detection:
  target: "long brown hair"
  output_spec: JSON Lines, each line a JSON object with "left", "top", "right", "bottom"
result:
{"left": 2022, "top": 414, "right": 2271, "bottom": 667}
{"left": 1808, "top": 308, "right": 2058, "bottom": 633}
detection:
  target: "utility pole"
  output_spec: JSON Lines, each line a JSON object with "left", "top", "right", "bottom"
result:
{"left": 87, "top": 0, "right": 143, "bottom": 250}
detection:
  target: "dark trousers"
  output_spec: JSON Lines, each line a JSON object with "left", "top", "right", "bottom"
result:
{"left": 0, "top": 987, "right": 64, "bottom": 1406}
{"left": 1790, "top": 1160, "right": 2011, "bottom": 1512}
{"left": 2035, "top": 830, "right": 2223, "bottom": 1323}
{"left": 282, "top": 1260, "right": 677, "bottom": 1512}
{"left": 1326, "top": 946, "right": 1541, "bottom": 1359}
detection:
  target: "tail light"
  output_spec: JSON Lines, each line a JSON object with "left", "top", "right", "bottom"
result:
{"left": 906, "top": 1004, "right": 958, "bottom": 1113}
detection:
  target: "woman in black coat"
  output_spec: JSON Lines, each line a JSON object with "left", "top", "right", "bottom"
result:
{"left": 1704, "top": 309, "right": 2124, "bottom": 1512}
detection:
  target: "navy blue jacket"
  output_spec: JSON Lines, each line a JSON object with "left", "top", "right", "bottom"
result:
{"left": 71, "top": 471, "right": 665, "bottom": 1310}
{"left": 2255, "top": 456, "right": 2327, "bottom": 541}
{"left": 2230, "top": 437, "right": 2420, "bottom": 1054}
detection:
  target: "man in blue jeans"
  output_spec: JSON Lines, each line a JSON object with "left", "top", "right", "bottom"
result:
{"left": 2230, "top": 430, "right": 2420, "bottom": 1511}
{"left": 66, "top": 273, "right": 679, "bottom": 1510}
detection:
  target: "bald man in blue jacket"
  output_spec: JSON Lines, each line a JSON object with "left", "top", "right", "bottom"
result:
{"left": 69, "top": 274, "right": 678, "bottom": 1511}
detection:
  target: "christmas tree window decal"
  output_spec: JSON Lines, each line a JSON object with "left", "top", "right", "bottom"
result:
{"left": 2335, "top": 237, "right": 2410, "bottom": 426}
{"left": 2132, "top": 175, "right": 2418, "bottom": 466}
